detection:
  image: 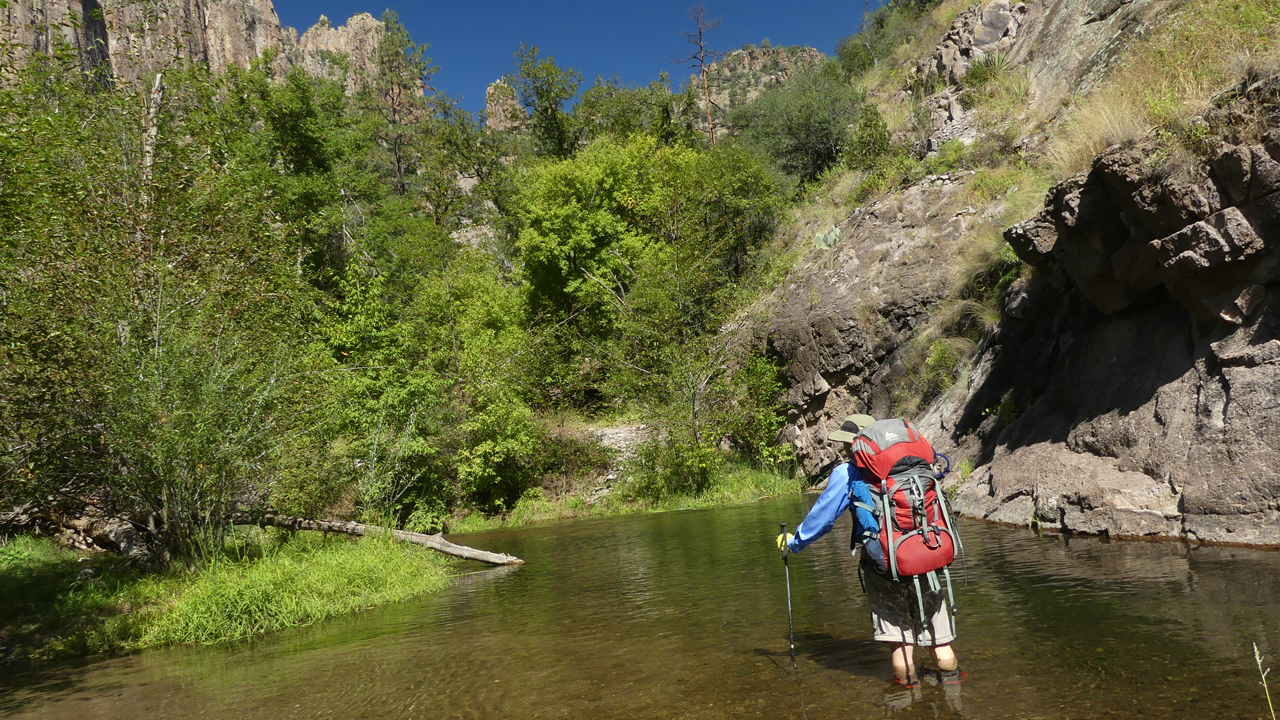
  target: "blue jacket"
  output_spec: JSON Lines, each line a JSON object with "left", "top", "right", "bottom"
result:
{"left": 786, "top": 462, "right": 886, "bottom": 571}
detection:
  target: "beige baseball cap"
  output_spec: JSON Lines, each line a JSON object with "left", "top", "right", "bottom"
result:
{"left": 827, "top": 414, "right": 877, "bottom": 443}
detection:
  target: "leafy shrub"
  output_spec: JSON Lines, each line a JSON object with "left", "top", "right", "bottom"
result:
{"left": 838, "top": 39, "right": 875, "bottom": 79}
{"left": 727, "top": 63, "right": 865, "bottom": 182}
{"left": 724, "top": 353, "right": 794, "bottom": 470}
{"left": 628, "top": 434, "right": 723, "bottom": 501}
{"left": 836, "top": 0, "right": 946, "bottom": 81}
{"left": 534, "top": 432, "right": 615, "bottom": 498}
{"left": 848, "top": 150, "right": 922, "bottom": 205}
{"left": 0, "top": 58, "right": 339, "bottom": 565}
{"left": 516, "top": 135, "right": 782, "bottom": 402}
{"left": 891, "top": 338, "right": 972, "bottom": 417}
{"left": 845, "top": 103, "right": 892, "bottom": 170}
{"left": 573, "top": 73, "right": 692, "bottom": 145}
{"left": 970, "top": 125, "right": 1022, "bottom": 167}
{"left": 922, "top": 139, "right": 971, "bottom": 174}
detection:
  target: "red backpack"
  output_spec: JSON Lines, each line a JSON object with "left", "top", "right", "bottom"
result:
{"left": 849, "top": 419, "right": 962, "bottom": 628}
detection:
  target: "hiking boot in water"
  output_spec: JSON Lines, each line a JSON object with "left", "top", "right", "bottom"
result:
{"left": 883, "top": 681, "right": 922, "bottom": 713}
{"left": 890, "top": 674, "right": 921, "bottom": 689}
{"left": 940, "top": 669, "right": 964, "bottom": 712}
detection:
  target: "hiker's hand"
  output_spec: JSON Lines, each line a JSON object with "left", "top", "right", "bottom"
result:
{"left": 776, "top": 532, "right": 794, "bottom": 552}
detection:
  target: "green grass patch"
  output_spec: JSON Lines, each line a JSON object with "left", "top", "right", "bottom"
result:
{"left": 0, "top": 532, "right": 457, "bottom": 663}
{"left": 449, "top": 463, "right": 806, "bottom": 534}
{"left": 922, "top": 139, "right": 972, "bottom": 175}
{"left": 143, "top": 533, "right": 455, "bottom": 647}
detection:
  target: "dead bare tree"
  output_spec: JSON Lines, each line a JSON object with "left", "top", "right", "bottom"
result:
{"left": 677, "top": 4, "right": 723, "bottom": 146}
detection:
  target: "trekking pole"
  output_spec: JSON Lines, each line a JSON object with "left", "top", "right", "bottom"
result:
{"left": 780, "top": 522, "right": 796, "bottom": 669}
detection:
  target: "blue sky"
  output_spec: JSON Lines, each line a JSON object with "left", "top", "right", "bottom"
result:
{"left": 272, "top": 0, "right": 880, "bottom": 114}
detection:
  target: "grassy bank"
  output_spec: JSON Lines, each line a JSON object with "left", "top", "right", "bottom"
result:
{"left": 1, "top": 467, "right": 804, "bottom": 664}
{"left": 0, "top": 532, "right": 456, "bottom": 664}
{"left": 450, "top": 464, "right": 806, "bottom": 534}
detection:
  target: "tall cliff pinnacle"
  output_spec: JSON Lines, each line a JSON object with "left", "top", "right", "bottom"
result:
{"left": 0, "top": 0, "right": 384, "bottom": 89}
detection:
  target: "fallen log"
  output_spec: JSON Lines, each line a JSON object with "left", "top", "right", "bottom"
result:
{"left": 229, "top": 513, "right": 524, "bottom": 566}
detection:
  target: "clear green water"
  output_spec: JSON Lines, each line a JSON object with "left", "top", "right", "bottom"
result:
{"left": 3, "top": 496, "right": 1280, "bottom": 719}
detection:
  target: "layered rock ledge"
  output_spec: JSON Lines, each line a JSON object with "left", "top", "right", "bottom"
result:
{"left": 920, "top": 75, "right": 1280, "bottom": 547}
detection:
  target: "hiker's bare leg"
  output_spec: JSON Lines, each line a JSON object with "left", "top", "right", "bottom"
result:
{"left": 931, "top": 644, "right": 958, "bottom": 671}
{"left": 890, "top": 643, "right": 916, "bottom": 681}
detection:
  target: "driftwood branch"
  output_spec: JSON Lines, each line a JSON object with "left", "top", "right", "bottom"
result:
{"left": 229, "top": 513, "right": 524, "bottom": 566}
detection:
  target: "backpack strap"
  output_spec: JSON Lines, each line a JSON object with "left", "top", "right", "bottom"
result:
{"left": 912, "top": 575, "right": 931, "bottom": 644}
{"left": 882, "top": 483, "right": 900, "bottom": 581}
{"left": 849, "top": 478, "right": 882, "bottom": 543}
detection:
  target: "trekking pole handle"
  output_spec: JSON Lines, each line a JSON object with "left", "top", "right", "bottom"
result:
{"left": 780, "top": 522, "right": 787, "bottom": 556}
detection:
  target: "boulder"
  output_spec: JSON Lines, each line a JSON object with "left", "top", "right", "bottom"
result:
{"left": 953, "top": 442, "right": 1182, "bottom": 537}
{"left": 1004, "top": 210, "right": 1058, "bottom": 266}
{"left": 1150, "top": 206, "right": 1265, "bottom": 279}
{"left": 1095, "top": 144, "right": 1223, "bottom": 239}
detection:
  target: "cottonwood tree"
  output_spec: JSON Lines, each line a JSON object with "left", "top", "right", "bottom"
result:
{"left": 677, "top": 4, "right": 723, "bottom": 146}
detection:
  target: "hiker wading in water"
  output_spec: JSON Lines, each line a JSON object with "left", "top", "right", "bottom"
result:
{"left": 776, "top": 414, "right": 962, "bottom": 690}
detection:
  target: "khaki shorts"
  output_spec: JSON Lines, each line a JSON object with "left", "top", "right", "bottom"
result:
{"left": 862, "top": 555, "right": 956, "bottom": 647}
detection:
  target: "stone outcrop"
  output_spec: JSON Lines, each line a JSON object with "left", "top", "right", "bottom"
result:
{"left": 913, "top": 0, "right": 1028, "bottom": 86}
{"left": 915, "top": 0, "right": 1163, "bottom": 103}
{"left": 747, "top": 170, "right": 998, "bottom": 474}
{"left": 289, "top": 12, "right": 383, "bottom": 93}
{"left": 1003, "top": 135, "right": 1280, "bottom": 324}
{"left": 691, "top": 45, "right": 825, "bottom": 119}
{"left": 485, "top": 80, "right": 526, "bottom": 131}
{"left": 2, "top": 0, "right": 286, "bottom": 84}
{"left": 916, "top": 75, "right": 1280, "bottom": 547}
{"left": 1, "top": 0, "right": 383, "bottom": 89}
{"left": 909, "top": 0, "right": 1166, "bottom": 152}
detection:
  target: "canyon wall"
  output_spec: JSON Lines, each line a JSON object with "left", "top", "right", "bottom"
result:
{"left": 0, "top": 0, "right": 381, "bottom": 86}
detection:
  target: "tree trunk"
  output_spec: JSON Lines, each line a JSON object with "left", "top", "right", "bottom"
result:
{"left": 702, "top": 71, "right": 715, "bottom": 146}
{"left": 140, "top": 73, "right": 164, "bottom": 210}
{"left": 229, "top": 513, "right": 524, "bottom": 566}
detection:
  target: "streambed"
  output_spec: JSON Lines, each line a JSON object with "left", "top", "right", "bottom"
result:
{"left": 3, "top": 496, "right": 1279, "bottom": 719}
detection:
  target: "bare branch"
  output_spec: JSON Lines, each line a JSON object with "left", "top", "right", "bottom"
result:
{"left": 674, "top": 4, "right": 724, "bottom": 145}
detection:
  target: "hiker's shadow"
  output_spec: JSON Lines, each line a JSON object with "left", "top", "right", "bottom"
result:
{"left": 752, "top": 631, "right": 890, "bottom": 679}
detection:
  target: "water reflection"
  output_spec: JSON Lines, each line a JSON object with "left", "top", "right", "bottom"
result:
{"left": 2, "top": 498, "right": 1279, "bottom": 719}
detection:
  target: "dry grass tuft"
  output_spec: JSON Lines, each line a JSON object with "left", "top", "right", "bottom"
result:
{"left": 1045, "top": 0, "right": 1280, "bottom": 176}
{"left": 860, "top": 0, "right": 977, "bottom": 95}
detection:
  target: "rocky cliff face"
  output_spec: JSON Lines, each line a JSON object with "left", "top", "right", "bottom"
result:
{"left": 908, "top": 0, "right": 1164, "bottom": 152}
{"left": 289, "top": 13, "right": 383, "bottom": 93}
{"left": 485, "top": 80, "right": 526, "bottom": 131}
{"left": 912, "top": 0, "right": 1158, "bottom": 102}
{"left": 757, "top": 171, "right": 1004, "bottom": 474}
{"left": 688, "top": 45, "right": 825, "bottom": 120}
{"left": 919, "top": 75, "right": 1280, "bottom": 547}
{"left": 760, "top": 0, "right": 1169, "bottom": 474}
{"left": 753, "top": 0, "right": 1280, "bottom": 546}
{"left": 1, "top": 0, "right": 381, "bottom": 87}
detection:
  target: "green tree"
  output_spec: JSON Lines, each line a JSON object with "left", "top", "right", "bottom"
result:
{"left": 573, "top": 73, "right": 691, "bottom": 145}
{"left": 509, "top": 44, "right": 583, "bottom": 158}
{"left": 727, "top": 63, "right": 864, "bottom": 182}
{"left": 846, "top": 102, "right": 891, "bottom": 170}
{"left": 0, "top": 58, "right": 335, "bottom": 563}
{"left": 362, "top": 10, "right": 437, "bottom": 195}
{"left": 515, "top": 135, "right": 782, "bottom": 414}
